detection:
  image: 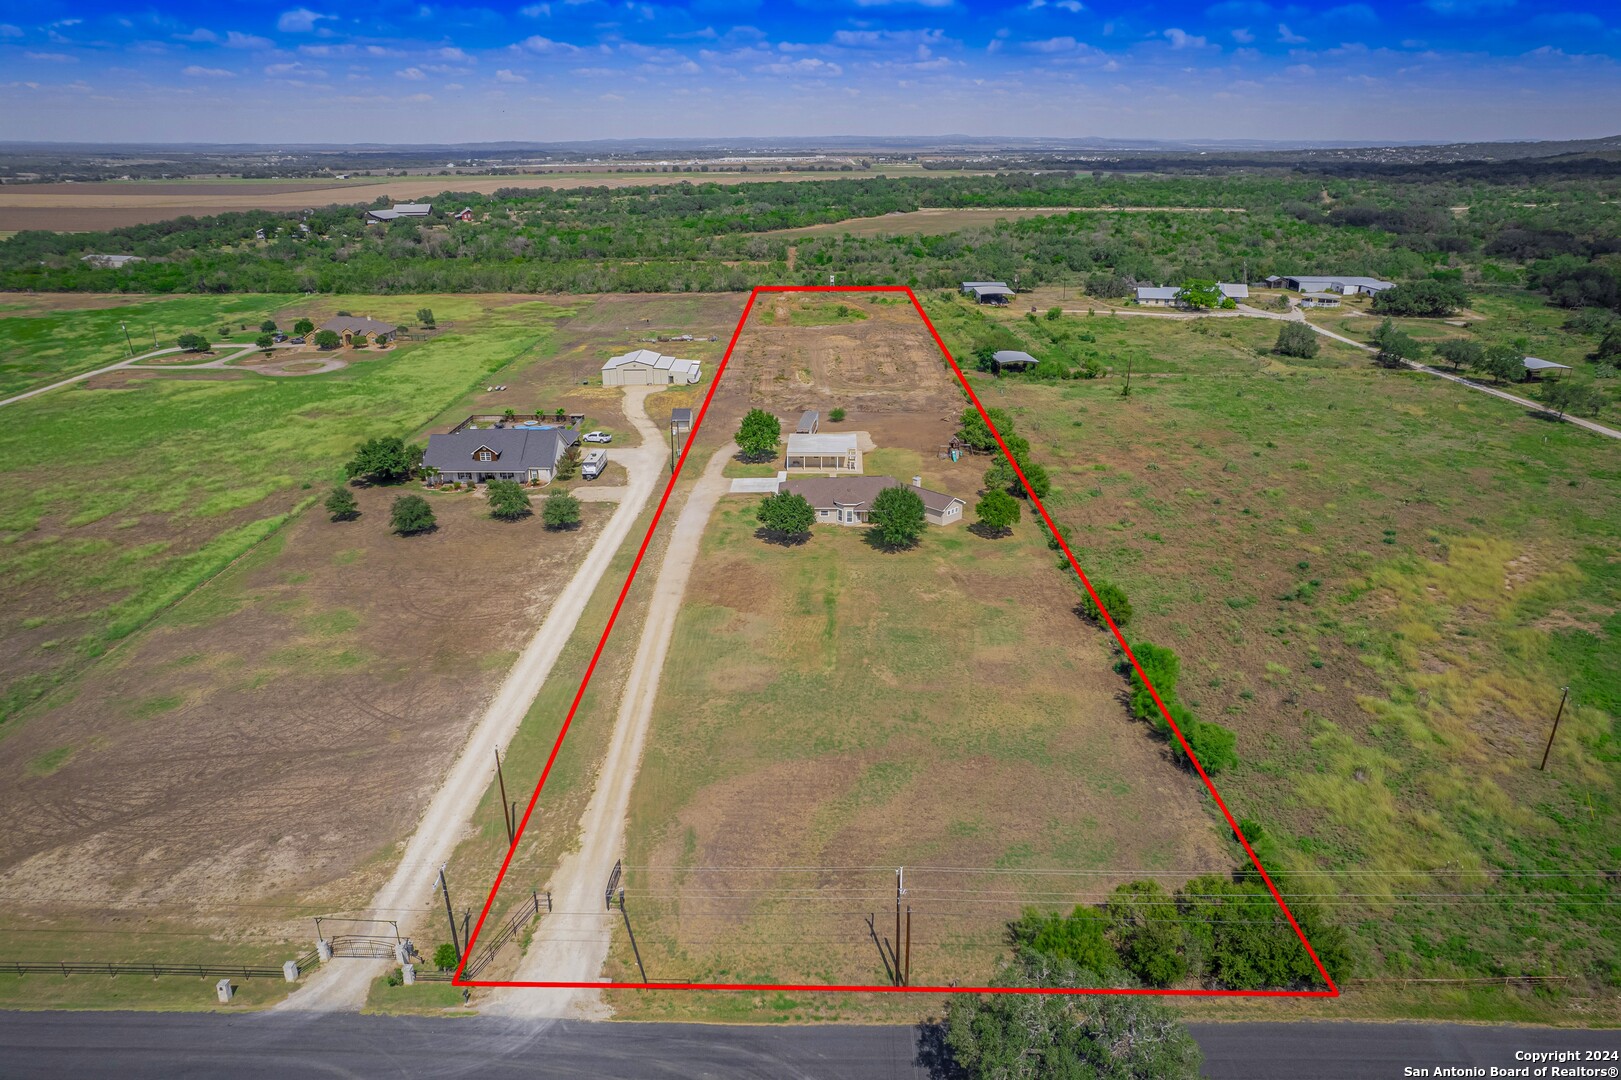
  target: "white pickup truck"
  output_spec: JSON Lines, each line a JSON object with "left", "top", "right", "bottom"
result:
{"left": 581, "top": 448, "right": 608, "bottom": 480}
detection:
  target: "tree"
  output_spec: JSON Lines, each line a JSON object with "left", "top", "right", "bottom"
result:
{"left": 941, "top": 952, "right": 1204, "bottom": 1080}
{"left": 1371, "top": 279, "right": 1468, "bottom": 318}
{"left": 293, "top": 317, "right": 315, "bottom": 336}
{"left": 736, "top": 407, "right": 781, "bottom": 460}
{"left": 416, "top": 307, "right": 436, "bottom": 328}
{"left": 1273, "top": 322, "right": 1320, "bottom": 359}
{"left": 1176, "top": 279, "right": 1223, "bottom": 310}
{"left": 1078, "top": 579, "right": 1133, "bottom": 627}
{"left": 1370, "top": 318, "right": 1422, "bottom": 367}
{"left": 1541, "top": 379, "right": 1606, "bottom": 419}
{"left": 313, "top": 329, "right": 341, "bottom": 350}
{"left": 868, "top": 485, "right": 925, "bottom": 549}
{"left": 542, "top": 490, "right": 582, "bottom": 529}
{"left": 176, "top": 332, "right": 210, "bottom": 353}
{"left": 255, "top": 333, "right": 274, "bottom": 352}
{"left": 1105, "top": 881, "right": 1188, "bottom": 988}
{"left": 1434, "top": 338, "right": 1483, "bottom": 371}
{"left": 259, "top": 319, "right": 277, "bottom": 334}
{"left": 486, "top": 479, "right": 531, "bottom": 520}
{"left": 756, "top": 491, "right": 815, "bottom": 540}
{"left": 828, "top": 407, "right": 846, "bottom": 422}
{"left": 1008, "top": 907, "right": 1118, "bottom": 975}
{"left": 344, "top": 435, "right": 418, "bottom": 484}
{"left": 974, "top": 489, "right": 1020, "bottom": 535}
{"left": 958, "top": 406, "right": 1013, "bottom": 452}
{"left": 324, "top": 485, "right": 359, "bottom": 522}
{"left": 432, "top": 943, "right": 458, "bottom": 972}
{"left": 555, "top": 445, "right": 580, "bottom": 481}
{"left": 1045, "top": 306, "right": 1063, "bottom": 321}
{"left": 390, "top": 494, "right": 436, "bottom": 535}
{"left": 1472, "top": 342, "right": 1524, "bottom": 384}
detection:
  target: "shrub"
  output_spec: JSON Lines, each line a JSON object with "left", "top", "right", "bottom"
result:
{"left": 542, "top": 491, "right": 583, "bottom": 530}
{"left": 1106, "top": 881, "right": 1189, "bottom": 988}
{"left": 432, "top": 943, "right": 458, "bottom": 972}
{"left": 324, "top": 485, "right": 358, "bottom": 522}
{"left": 974, "top": 489, "right": 1020, "bottom": 535}
{"left": 390, "top": 494, "right": 436, "bottom": 535}
{"left": 1079, "top": 579, "right": 1132, "bottom": 627}
{"left": 1008, "top": 906, "right": 1119, "bottom": 974}
{"left": 176, "top": 332, "right": 210, "bottom": 352}
{"left": 344, "top": 436, "right": 418, "bottom": 484}
{"left": 1273, "top": 322, "right": 1320, "bottom": 359}
{"left": 486, "top": 479, "right": 531, "bottom": 520}
{"left": 828, "top": 407, "right": 846, "bottom": 422}
{"left": 313, "top": 329, "right": 341, "bottom": 349}
{"left": 756, "top": 491, "right": 815, "bottom": 539}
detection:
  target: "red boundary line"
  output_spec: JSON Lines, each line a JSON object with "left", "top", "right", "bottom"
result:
{"left": 455, "top": 285, "right": 1340, "bottom": 998}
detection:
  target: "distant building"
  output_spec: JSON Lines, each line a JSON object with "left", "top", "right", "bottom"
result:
{"left": 365, "top": 203, "right": 433, "bottom": 223}
{"left": 1266, "top": 275, "right": 1395, "bottom": 296}
{"left": 783, "top": 475, "right": 963, "bottom": 527}
{"left": 80, "top": 254, "right": 144, "bottom": 269}
{"left": 1299, "top": 292, "right": 1341, "bottom": 308}
{"left": 1521, "top": 356, "right": 1571, "bottom": 379}
{"left": 1218, "top": 282, "right": 1249, "bottom": 301}
{"left": 320, "top": 315, "right": 397, "bottom": 346}
{"left": 991, "top": 350, "right": 1039, "bottom": 371}
{"left": 1134, "top": 286, "right": 1180, "bottom": 306}
{"left": 453, "top": 207, "right": 474, "bottom": 222}
{"left": 785, "top": 432, "right": 861, "bottom": 473}
{"left": 601, "top": 348, "right": 701, "bottom": 386}
{"left": 423, "top": 427, "right": 579, "bottom": 485}
{"left": 670, "top": 407, "right": 694, "bottom": 435}
{"left": 961, "top": 281, "right": 1015, "bottom": 305}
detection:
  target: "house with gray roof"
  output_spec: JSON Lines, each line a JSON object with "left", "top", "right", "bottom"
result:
{"left": 320, "top": 315, "right": 397, "bottom": 346}
{"left": 423, "top": 426, "right": 580, "bottom": 485}
{"left": 783, "top": 475, "right": 964, "bottom": 527}
{"left": 1266, "top": 275, "right": 1395, "bottom": 296}
{"left": 365, "top": 203, "right": 433, "bottom": 223}
{"left": 992, "top": 350, "right": 1039, "bottom": 371}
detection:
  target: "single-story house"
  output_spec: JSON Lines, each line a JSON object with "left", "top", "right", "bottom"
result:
{"left": 602, "top": 348, "right": 701, "bottom": 386}
{"left": 783, "top": 475, "right": 964, "bottom": 527}
{"left": 423, "top": 426, "right": 579, "bottom": 485}
{"left": 365, "top": 203, "right": 433, "bottom": 223}
{"left": 80, "top": 254, "right": 144, "bottom": 269}
{"left": 1521, "top": 356, "right": 1571, "bottom": 379}
{"left": 992, "top": 350, "right": 1039, "bottom": 371}
{"left": 962, "top": 281, "right": 1015, "bottom": 305}
{"left": 1299, "top": 292, "right": 1341, "bottom": 308}
{"left": 1218, "top": 282, "right": 1249, "bottom": 301}
{"left": 1267, "top": 275, "right": 1395, "bottom": 296}
{"left": 670, "top": 407, "right": 694, "bottom": 435}
{"left": 453, "top": 207, "right": 474, "bottom": 222}
{"left": 320, "top": 315, "right": 397, "bottom": 346}
{"left": 1134, "top": 286, "right": 1181, "bottom": 306}
{"left": 795, "top": 410, "right": 820, "bottom": 434}
{"left": 785, "top": 432, "right": 862, "bottom": 473}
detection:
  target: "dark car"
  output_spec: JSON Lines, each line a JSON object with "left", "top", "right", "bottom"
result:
{"left": 290, "top": 336, "right": 305, "bottom": 344}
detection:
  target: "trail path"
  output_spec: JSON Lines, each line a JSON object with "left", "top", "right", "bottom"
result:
{"left": 1064, "top": 303, "right": 1621, "bottom": 441}
{"left": 487, "top": 440, "right": 737, "bottom": 1020}
{"left": 0, "top": 341, "right": 312, "bottom": 408}
{"left": 276, "top": 386, "right": 668, "bottom": 1012}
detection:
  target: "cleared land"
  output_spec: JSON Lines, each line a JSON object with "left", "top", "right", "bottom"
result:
{"left": 925, "top": 297, "right": 1620, "bottom": 1025}
{"left": 584, "top": 296, "right": 1232, "bottom": 1006}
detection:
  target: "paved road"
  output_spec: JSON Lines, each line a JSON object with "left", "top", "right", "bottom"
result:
{"left": 278, "top": 386, "right": 671, "bottom": 1013}
{"left": 0, "top": 1011, "right": 1614, "bottom": 1079}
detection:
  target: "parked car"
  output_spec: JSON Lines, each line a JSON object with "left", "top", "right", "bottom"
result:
{"left": 583, "top": 431, "right": 612, "bottom": 444}
{"left": 290, "top": 336, "right": 305, "bottom": 344}
{"left": 272, "top": 333, "right": 288, "bottom": 343}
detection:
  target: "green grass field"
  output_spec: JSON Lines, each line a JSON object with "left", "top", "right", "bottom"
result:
{"left": 940, "top": 298, "right": 1620, "bottom": 1017}
{"left": 0, "top": 295, "right": 581, "bottom": 726}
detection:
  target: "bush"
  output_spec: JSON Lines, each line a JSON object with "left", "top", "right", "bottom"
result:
{"left": 255, "top": 333, "right": 274, "bottom": 351}
{"left": 390, "top": 494, "right": 436, "bottom": 535}
{"left": 344, "top": 435, "right": 418, "bottom": 484}
{"left": 1106, "top": 881, "right": 1189, "bottom": 988}
{"left": 324, "top": 485, "right": 358, "bottom": 522}
{"left": 1078, "top": 579, "right": 1132, "bottom": 627}
{"left": 313, "top": 329, "right": 341, "bottom": 349}
{"left": 1008, "top": 906, "right": 1118, "bottom": 974}
{"left": 1175, "top": 874, "right": 1344, "bottom": 989}
{"left": 974, "top": 489, "right": 1020, "bottom": 535}
{"left": 828, "top": 407, "right": 846, "bottom": 422}
{"left": 542, "top": 491, "right": 583, "bottom": 530}
{"left": 736, "top": 407, "right": 781, "bottom": 460}
{"left": 1273, "top": 322, "right": 1320, "bottom": 359}
{"left": 176, "top": 332, "right": 210, "bottom": 352}
{"left": 432, "top": 943, "right": 458, "bottom": 972}
{"left": 756, "top": 491, "right": 815, "bottom": 539}
{"left": 487, "top": 479, "right": 531, "bottom": 520}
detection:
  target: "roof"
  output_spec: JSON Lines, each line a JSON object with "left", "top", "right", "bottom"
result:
{"left": 993, "top": 350, "right": 1039, "bottom": 367}
{"left": 783, "top": 475, "right": 962, "bottom": 515}
{"left": 962, "top": 281, "right": 1009, "bottom": 289}
{"left": 785, "top": 432, "right": 858, "bottom": 456}
{"left": 1218, "top": 282, "right": 1250, "bottom": 299}
{"left": 602, "top": 348, "right": 700, "bottom": 379}
{"left": 1135, "top": 286, "right": 1180, "bottom": 300}
{"left": 670, "top": 407, "right": 694, "bottom": 423}
{"left": 729, "top": 477, "right": 782, "bottom": 494}
{"left": 423, "top": 426, "right": 578, "bottom": 473}
{"left": 321, "top": 315, "right": 397, "bottom": 335}
{"left": 80, "top": 254, "right": 143, "bottom": 268}
{"left": 1522, "top": 356, "right": 1571, "bottom": 371}
{"left": 392, "top": 203, "right": 432, "bottom": 215}
{"left": 969, "top": 284, "right": 1015, "bottom": 298}
{"left": 1285, "top": 275, "right": 1395, "bottom": 291}
{"left": 796, "top": 410, "right": 820, "bottom": 432}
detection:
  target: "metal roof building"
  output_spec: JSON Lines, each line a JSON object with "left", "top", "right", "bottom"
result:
{"left": 602, "top": 348, "right": 701, "bottom": 386}
{"left": 992, "top": 350, "right": 1039, "bottom": 370}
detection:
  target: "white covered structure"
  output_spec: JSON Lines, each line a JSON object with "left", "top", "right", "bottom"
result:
{"left": 601, "top": 348, "right": 702, "bottom": 386}
{"left": 784, "top": 432, "right": 862, "bottom": 473}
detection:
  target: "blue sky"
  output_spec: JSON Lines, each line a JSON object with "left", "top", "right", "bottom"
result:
{"left": 0, "top": 1, "right": 1617, "bottom": 144}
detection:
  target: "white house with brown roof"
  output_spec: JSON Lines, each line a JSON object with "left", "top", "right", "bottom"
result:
{"left": 783, "top": 475, "right": 963, "bottom": 527}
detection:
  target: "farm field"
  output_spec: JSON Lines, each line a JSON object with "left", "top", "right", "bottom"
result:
{"left": 576, "top": 295, "right": 1236, "bottom": 1008}
{"left": 928, "top": 297, "right": 1620, "bottom": 1023}
{"left": 767, "top": 205, "right": 1248, "bottom": 240}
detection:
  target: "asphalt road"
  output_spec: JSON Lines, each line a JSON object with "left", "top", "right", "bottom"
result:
{"left": 0, "top": 1012, "right": 1615, "bottom": 1079}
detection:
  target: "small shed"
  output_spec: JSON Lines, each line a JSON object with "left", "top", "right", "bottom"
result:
{"left": 1521, "top": 356, "right": 1571, "bottom": 380}
{"left": 670, "top": 407, "right": 694, "bottom": 435}
{"left": 992, "top": 350, "right": 1039, "bottom": 372}
{"left": 795, "top": 410, "right": 820, "bottom": 435}
{"left": 962, "top": 281, "right": 1014, "bottom": 305}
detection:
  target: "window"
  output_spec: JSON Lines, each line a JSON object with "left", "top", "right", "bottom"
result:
{"left": 476, "top": 450, "right": 493, "bottom": 461}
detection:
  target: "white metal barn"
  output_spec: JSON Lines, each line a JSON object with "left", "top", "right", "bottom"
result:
{"left": 601, "top": 348, "right": 702, "bottom": 386}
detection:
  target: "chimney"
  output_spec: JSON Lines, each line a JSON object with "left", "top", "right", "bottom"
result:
{"left": 912, "top": 476, "right": 922, "bottom": 487}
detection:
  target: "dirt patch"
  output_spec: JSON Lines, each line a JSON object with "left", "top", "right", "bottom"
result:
{"left": 0, "top": 486, "right": 607, "bottom": 931}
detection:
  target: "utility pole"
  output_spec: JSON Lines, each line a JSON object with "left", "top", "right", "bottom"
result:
{"left": 894, "top": 868, "right": 905, "bottom": 987}
{"left": 904, "top": 905, "right": 912, "bottom": 988}
{"left": 120, "top": 322, "right": 133, "bottom": 357}
{"left": 494, "top": 750, "right": 513, "bottom": 847}
{"left": 1539, "top": 686, "right": 1571, "bottom": 771}
{"left": 437, "top": 864, "right": 461, "bottom": 961}
{"left": 1122, "top": 353, "right": 1133, "bottom": 398}
{"left": 669, "top": 421, "right": 676, "bottom": 477}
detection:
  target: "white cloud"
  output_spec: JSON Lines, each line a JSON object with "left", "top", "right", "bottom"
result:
{"left": 1277, "top": 23, "right": 1306, "bottom": 43}
{"left": 265, "top": 61, "right": 325, "bottom": 77}
{"left": 1231, "top": 27, "right": 1255, "bottom": 43}
{"left": 1423, "top": 0, "right": 1513, "bottom": 12}
{"left": 0, "top": 24, "right": 24, "bottom": 37}
{"left": 438, "top": 47, "right": 471, "bottom": 61}
{"left": 174, "top": 27, "right": 219, "bottom": 43}
{"left": 1284, "top": 62, "right": 1315, "bottom": 75}
{"left": 571, "top": 66, "right": 617, "bottom": 77}
{"left": 24, "top": 51, "right": 75, "bottom": 62}
{"left": 512, "top": 34, "right": 580, "bottom": 55}
{"left": 402, "top": 92, "right": 432, "bottom": 103}
{"left": 495, "top": 68, "right": 527, "bottom": 82}
{"left": 754, "top": 57, "right": 843, "bottom": 76}
{"left": 520, "top": 3, "right": 550, "bottom": 15}
{"left": 224, "top": 31, "right": 274, "bottom": 49}
{"left": 1028, "top": 0, "right": 1085, "bottom": 9}
{"left": 1163, "top": 27, "right": 1209, "bottom": 49}
{"left": 182, "top": 65, "right": 235, "bottom": 77}
{"left": 397, "top": 67, "right": 426, "bottom": 79}
{"left": 277, "top": 8, "right": 333, "bottom": 33}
